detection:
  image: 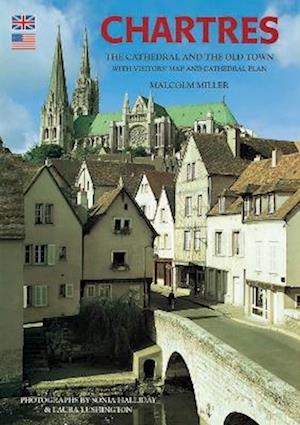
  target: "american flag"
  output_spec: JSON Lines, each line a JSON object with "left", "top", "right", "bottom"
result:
{"left": 11, "top": 33, "right": 36, "bottom": 50}
{"left": 12, "top": 15, "right": 35, "bottom": 30}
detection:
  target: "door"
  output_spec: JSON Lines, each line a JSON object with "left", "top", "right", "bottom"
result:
{"left": 233, "top": 276, "right": 243, "bottom": 306}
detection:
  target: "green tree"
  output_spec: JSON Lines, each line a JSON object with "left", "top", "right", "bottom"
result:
{"left": 77, "top": 297, "right": 146, "bottom": 368}
{"left": 72, "top": 145, "right": 99, "bottom": 160}
{"left": 23, "top": 144, "right": 64, "bottom": 165}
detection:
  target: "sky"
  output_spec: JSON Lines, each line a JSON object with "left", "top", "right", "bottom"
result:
{"left": 1, "top": 0, "right": 300, "bottom": 152}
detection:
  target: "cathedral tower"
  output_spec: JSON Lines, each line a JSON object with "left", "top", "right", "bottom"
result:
{"left": 72, "top": 28, "right": 99, "bottom": 118}
{"left": 40, "top": 27, "right": 74, "bottom": 151}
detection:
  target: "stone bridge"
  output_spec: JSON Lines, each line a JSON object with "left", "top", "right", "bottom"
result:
{"left": 154, "top": 310, "right": 300, "bottom": 425}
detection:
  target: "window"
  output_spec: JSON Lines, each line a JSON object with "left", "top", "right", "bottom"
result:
{"left": 185, "top": 197, "right": 192, "bottom": 217}
{"left": 35, "top": 203, "right": 54, "bottom": 224}
{"left": 296, "top": 295, "right": 300, "bottom": 309}
{"left": 215, "top": 232, "right": 223, "bottom": 256}
{"left": 112, "top": 251, "right": 128, "bottom": 269}
{"left": 254, "top": 196, "right": 261, "bottom": 215}
{"left": 114, "top": 218, "right": 121, "bottom": 232}
{"left": 251, "top": 286, "right": 268, "bottom": 319}
{"left": 59, "top": 284, "right": 74, "bottom": 298}
{"left": 186, "top": 163, "right": 191, "bottom": 181}
{"left": 23, "top": 286, "right": 32, "bottom": 308}
{"left": 243, "top": 197, "right": 251, "bottom": 219}
{"left": 35, "top": 203, "right": 43, "bottom": 224}
{"left": 191, "top": 162, "right": 196, "bottom": 180}
{"left": 184, "top": 231, "right": 191, "bottom": 251}
{"left": 163, "top": 233, "right": 169, "bottom": 249}
{"left": 32, "top": 285, "right": 48, "bottom": 307}
{"left": 59, "top": 246, "right": 67, "bottom": 261}
{"left": 268, "top": 193, "right": 276, "bottom": 214}
{"left": 255, "top": 242, "right": 262, "bottom": 271}
{"left": 142, "top": 183, "right": 149, "bottom": 193}
{"left": 232, "top": 231, "right": 240, "bottom": 256}
{"left": 219, "top": 197, "right": 225, "bottom": 214}
{"left": 194, "top": 230, "right": 201, "bottom": 251}
{"left": 197, "top": 195, "right": 203, "bottom": 216}
{"left": 160, "top": 208, "right": 166, "bottom": 223}
{"left": 114, "top": 218, "right": 131, "bottom": 234}
{"left": 87, "top": 284, "right": 96, "bottom": 298}
{"left": 25, "top": 245, "right": 33, "bottom": 265}
{"left": 34, "top": 245, "right": 47, "bottom": 265}
{"left": 99, "top": 284, "right": 112, "bottom": 299}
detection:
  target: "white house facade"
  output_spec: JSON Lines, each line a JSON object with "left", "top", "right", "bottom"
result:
{"left": 207, "top": 211, "right": 246, "bottom": 306}
{"left": 153, "top": 186, "right": 175, "bottom": 287}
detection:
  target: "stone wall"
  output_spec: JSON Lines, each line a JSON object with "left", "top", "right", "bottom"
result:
{"left": 154, "top": 310, "right": 300, "bottom": 425}
{"left": 0, "top": 349, "right": 22, "bottom": 397}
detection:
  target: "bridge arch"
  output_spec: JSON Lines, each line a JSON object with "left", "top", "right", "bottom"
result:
{"left": 155, "top": 310, "right": 300, "bottom": 425}
{"left": 224, "top": 412, "right": 259, "bottom": 425}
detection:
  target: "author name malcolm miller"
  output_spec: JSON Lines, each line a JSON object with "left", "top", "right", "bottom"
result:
{"left": 149, "top": 80, "right": 229, "bottom": 89}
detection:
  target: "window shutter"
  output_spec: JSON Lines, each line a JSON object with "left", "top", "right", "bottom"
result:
{"left": 23, "top": 286, "right": 28, "bottom": 308}
{"left": 239, "top": 233, "right": 245, "bottom": 257}
{"left": 222, "top": 233, "right": 227, "bottom": 256}
{"left": 33, "top": 286, "right": 41, "bottom": 307}
{"left": 42, "top": 286, "right": 48, "bottom": 306}
{"left": 66, "top": 284, "right": 74, "bottom": 298}
{"left": 47, "top": 244, "right": 56, "bottom": 266}
{"left": 227, "top": 232, "right": 233, "bottom": 257}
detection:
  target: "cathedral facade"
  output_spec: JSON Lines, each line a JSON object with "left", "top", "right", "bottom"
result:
{"left": 40, "top": 28, "right": 238, "bottom": 156}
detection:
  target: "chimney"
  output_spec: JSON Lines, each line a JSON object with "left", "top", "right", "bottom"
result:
{"left": 271, "top": 149, "right": 283, "bottom": 167}
{"left": 77, "top": 189, "right": 89, "bottom": 209}
{"left": 206, "top": 111, "right": 214, "bottom": 134}
{"left": 226, "top": 126, "right": 241, "bottom": 157}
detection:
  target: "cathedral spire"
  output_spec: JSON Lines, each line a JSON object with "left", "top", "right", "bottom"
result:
{"left": 40, "top": 26, "right": 74, "bottom": 150}
{"left": 72, "top": 27, "right": 99, "bottom": 117}
{"left": 80, "top": 27, "right": 91, "bottom": 79}
{"left": 48, "top": 26, "right": 68, "bottom": 104}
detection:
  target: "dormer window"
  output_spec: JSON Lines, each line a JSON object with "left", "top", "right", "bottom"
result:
{"left": 268, "top": 193, "right": 276, "bottom": 214}
{"left": 219, "top": 197, "right": 225, "bottom": 214}
{"left": 254, "top": 196, "right": 261, "bottom": 216}
{"left": 243, "top": 196, "right": 251, "bottom": 219}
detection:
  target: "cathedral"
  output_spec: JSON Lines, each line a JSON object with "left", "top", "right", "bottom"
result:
{"left": 40, "top": 27, "right": 239, "bottom": 156}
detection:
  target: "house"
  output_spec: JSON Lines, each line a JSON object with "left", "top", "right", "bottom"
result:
{"left": 135, "top": 170, "right": 175, "bottom": 221}
{"left": 174, "top": 132, "right": 248, "bottom": 294}
{"left": 82, "top": 181, "right": 157, "bottom": 307}
{"left": 174, "top": 130, "right": 298, "bottom": 295}
{"left": 76, "top": 160, "right": 155, "bottom": 208}
{"left": 23, "top": 164, "right": 86, "bottom": 323}
{"left": 0, "top": 149, "right": 24, "bottom": 396}
{"left": 207, "top": 190, "right": 246, "bottom": 305}
{"left": 235, "top": 151, "right": 300, "bottom": 324}
{"left": 153, "top": 185, "right": 175, "bottom": 287}
{"left": 207, "top": 151, "right": 300, "bottom": 324}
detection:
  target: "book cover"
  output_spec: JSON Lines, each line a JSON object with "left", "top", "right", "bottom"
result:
{"left": 0, "top": 1, "right": 299, "bottom": 425}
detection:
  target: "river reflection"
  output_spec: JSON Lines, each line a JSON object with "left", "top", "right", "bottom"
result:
{"left": 97, "top": 392, "right": 199, "bottom": 425}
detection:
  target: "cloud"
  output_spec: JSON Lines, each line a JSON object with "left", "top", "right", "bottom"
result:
{"left": 266, "top": 2, "right": 300, "bottom": 66}
{"left": 0, "top": 94, "right": 38, "bottom": 153}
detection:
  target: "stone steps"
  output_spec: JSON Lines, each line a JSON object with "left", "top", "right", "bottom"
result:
{"left": 23, "top": 327, "right": 49, "bottom": 373}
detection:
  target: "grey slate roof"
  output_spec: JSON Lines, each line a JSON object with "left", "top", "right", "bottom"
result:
{"left": 193, "top": 134, "right": 248, "bottom": 176}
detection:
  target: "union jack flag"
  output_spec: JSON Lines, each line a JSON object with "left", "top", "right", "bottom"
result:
{"left": 12, "top": 15, "right": 35, "bottom": 31}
